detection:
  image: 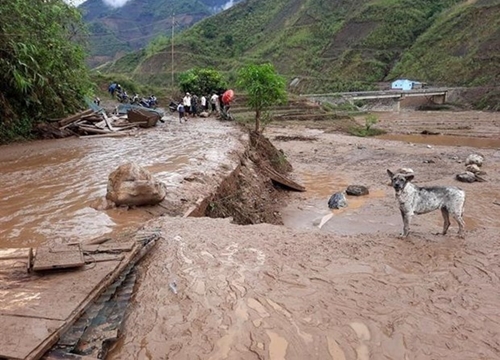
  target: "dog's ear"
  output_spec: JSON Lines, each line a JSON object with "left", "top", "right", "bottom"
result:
{"left": 405, "top": 174, "right": 414, "bottom": 182}
{"left": 386, "top": 169, "right": 394, "bottom": 178}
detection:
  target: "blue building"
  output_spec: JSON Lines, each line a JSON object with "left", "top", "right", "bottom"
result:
{"left": 391, "top": 79, "right": 422, "bottom": 91}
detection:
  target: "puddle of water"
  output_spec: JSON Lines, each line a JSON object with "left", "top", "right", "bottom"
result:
{"left": 300, "top": 173, "right": 348, "bottom": 198}
{"left": 377, "top": 134, "right": 500, "bottom": 149}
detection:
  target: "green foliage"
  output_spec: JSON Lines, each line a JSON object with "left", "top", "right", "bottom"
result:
{"left": 0, "top": 0, "right": 92, "bottom": 143}
{"left": 178, "top": 68, "right": 228, "bottom": 96}
{"left": 145, "top": 35, "right": 171, "bottom": 57}
{"left": 237, "top": 63, "right": 287, "bottom": 133}
{"left": 348, "top": 114, "right": 385, "bottom": 137}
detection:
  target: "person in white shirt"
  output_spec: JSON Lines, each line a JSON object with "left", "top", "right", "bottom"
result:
{"left": 200, "top": 95, "right": 207, "bottom": 111}
{"left": 183, "top": 93, "right": 192, "bottom": 116}
{"left": 210, "top": 93, "right": 219, "bottom": 113}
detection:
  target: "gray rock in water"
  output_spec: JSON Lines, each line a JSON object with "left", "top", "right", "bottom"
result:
{"left": 346, "top": 185, "right": 369, "bottom": 196}
{"left": 328, "top": 191, "right": 348, "bottom": 209}
{"left": 455, "top": 171, "right": 477, "bottom": 183}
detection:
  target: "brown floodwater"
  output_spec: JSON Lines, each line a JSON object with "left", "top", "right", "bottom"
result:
{"left": 0, "top": 120, "right": 236, "bottom": 248}
{"left": 377, "top": 134, "right": 500, "bottom": 149}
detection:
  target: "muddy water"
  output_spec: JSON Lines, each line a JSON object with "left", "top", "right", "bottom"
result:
{"left": 0, "top": 120, "right": 234, "bottom": 248}
{"left": 378, "top": 134, "right": 500, "bottom": 149}
{"left": 282, "top": 172, "right": 393, "bottom": 235}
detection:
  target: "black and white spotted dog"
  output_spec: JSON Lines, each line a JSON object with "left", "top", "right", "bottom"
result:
{"left": 387, "top": 169, "right": 466, "bottom": 238}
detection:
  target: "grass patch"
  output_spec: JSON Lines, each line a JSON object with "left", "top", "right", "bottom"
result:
{"left": 347, "top": 113, "right": 387, "bottom": 137}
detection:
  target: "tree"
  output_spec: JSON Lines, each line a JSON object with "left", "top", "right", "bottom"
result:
{"left": 178, "top": 68, "right": 227, "bottom": 96}
{"left": 0, "top": 0, "right": 92, "bottom": 143}
{"left": 237, "top": 63, "right": 287, "bottom": 132}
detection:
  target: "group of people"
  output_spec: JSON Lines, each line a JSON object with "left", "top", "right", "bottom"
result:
{"left": 107, "top": 82, "right": 157, "bottom": 108}
{"left": 175, "top": 91, "right": 231, "bottom": 123}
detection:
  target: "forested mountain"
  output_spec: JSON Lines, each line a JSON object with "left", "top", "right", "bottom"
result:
{"left": 80, "top": 0, "right": 242, "bottom": 66}
{"left": 98, "top": 0, "right": 500, "bottom": 94}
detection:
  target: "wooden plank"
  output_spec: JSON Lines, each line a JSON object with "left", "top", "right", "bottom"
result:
{"left": 82, "top": 241, "right": 135, "bottom": 254}
{"left": 0, "top": 247, "right": 31, "bottom": 261}
{"left": 57, "top": 109, "right": 93, "bottom": 128}
{"left": 261, "top": 166, "right": 306, "bottom": 192}
{"left": 101, "top": 111, "right": 116, "bottom": 131}
{"left": 85, "top": 253, "right": 124, "bottom": 263}
{"left": 0, "top": 315, "right": 64, "bottom": 360}
{"left": 79, "top": 132, "right": 131, "bottom": 139}
{"left": 77, "top": 126, "right": 112, "bottom": 134}
{"left": 32, "top": 244, "right": 84, "bottom": 271}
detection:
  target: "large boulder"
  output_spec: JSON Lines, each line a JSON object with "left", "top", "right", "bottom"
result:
{"left": 106, "top": 162, "right": 167, "bottom": 206}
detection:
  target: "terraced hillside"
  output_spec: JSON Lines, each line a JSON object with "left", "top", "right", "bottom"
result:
{"left": 99, "top": 0, "right": 499, "bottom": 97}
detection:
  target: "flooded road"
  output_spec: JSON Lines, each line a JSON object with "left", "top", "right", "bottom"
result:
{"left": 0, "top": 118, "right": 242, "bottom": 247}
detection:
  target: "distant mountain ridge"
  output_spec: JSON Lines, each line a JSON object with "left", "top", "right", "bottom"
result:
{"left": 80, "top": 0, "right": 242, "bottom": 66}
{"left": 99, "top": 0, "right": 500, "bottom": 96}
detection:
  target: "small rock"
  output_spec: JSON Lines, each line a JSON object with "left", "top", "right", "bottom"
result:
{"left": 346, "top": 185, "right": 369, "bottom": 196}
{"left": 455, "top": 171, "right": 476, "bottom": 183}
{"left": 465, "top": 164, "right": 481, "bottom": 174}
{"left": 426, "top": 145, "right": 432, "bottom": 149}
{"left": 423, "top": 159, "right": 435, "bottom": 164}
{"left": 465, "top": 153, "right": 484, "bottom": 167}
{"left": 328, "top": 192, "right": 347, "bottom": 209}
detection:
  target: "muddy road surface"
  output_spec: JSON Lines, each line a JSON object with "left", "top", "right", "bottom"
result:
{"left": 109, "top": 112, "right": 500, "bottom": 360}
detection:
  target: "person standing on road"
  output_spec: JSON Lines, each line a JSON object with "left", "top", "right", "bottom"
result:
{"left": 200, "top": 95, "right": 207, "bottom": 112}
{"left": 192, "top": 94, "right": 199, "bottom": 116}
{"left": 177, "top": 102, "right": 185, "bottom": 123}
{"left": 183, "top": 92, "right": 192, "bottom": 117}
{"left": 210, "top": 93, "right": 219, "bottom": 114}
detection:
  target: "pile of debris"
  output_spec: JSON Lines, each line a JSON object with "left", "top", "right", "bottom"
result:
{"left": 39, "top": 105, "right": 164, "bottom": 140}
{"left": 57, "top": 107, "right": 162, "bottom": 138}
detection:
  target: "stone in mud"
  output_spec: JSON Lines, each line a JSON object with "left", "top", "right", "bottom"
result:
{"left": 328, "top": 191, "right": 347, "bottom": 209}
{"left": 465, "top": 164, "right": 482, "bottom": 174}
{"left": 106, "top": 162, "right": 167, "bottom": 206}
{"left": 455, "top": 171, "right": 477, "bottom": 183}
{"left": 465, "top": 154, "right": 484, "bottom": 167}
{"left": 346, "top": 185, "right": 369, "bottom": 196}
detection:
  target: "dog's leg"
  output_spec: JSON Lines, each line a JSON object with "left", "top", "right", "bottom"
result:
{"left": 453, "top": 212, "right": 466, "bottom": 238}
{"left": 399, "top": 209, "right": 411, "bottom": 238}
{"left": 441, "top": 207, "right": 451, "bottom": 235}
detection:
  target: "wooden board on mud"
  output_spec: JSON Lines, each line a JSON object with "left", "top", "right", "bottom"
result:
{"left": 0, "top": 232, "right": 159, "bottom": 360}
{"left": 32, "top": 244, "right": 85, "bottom": 271}
{"left": 261, "top": 166, "right": 306, "bottom": 192}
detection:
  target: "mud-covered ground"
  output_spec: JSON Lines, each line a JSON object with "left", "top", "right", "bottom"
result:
{"left": 109, "top": 112, "right": 500, "bottom": 360}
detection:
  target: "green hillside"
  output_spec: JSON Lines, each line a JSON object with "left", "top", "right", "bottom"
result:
{"left": 99, "top": 0, "right": 500, "bottom": 93}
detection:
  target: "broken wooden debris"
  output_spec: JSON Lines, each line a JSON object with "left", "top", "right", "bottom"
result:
{"left": 261, "top": 165, "right": 306, "bottom": 192}
{"left": 54, "top": 105, "right": 161, "bottom": 138}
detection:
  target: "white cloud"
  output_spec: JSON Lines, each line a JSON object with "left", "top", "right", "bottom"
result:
{"left": 102, "top": 0, "right": 132, "bottom": 8}
{"left": 64, "top": 0, "right": 87, "bottom": 6}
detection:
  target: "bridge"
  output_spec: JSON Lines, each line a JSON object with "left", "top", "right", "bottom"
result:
{"left": 300, "top": 88, "right": 449, "bottom": 111}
